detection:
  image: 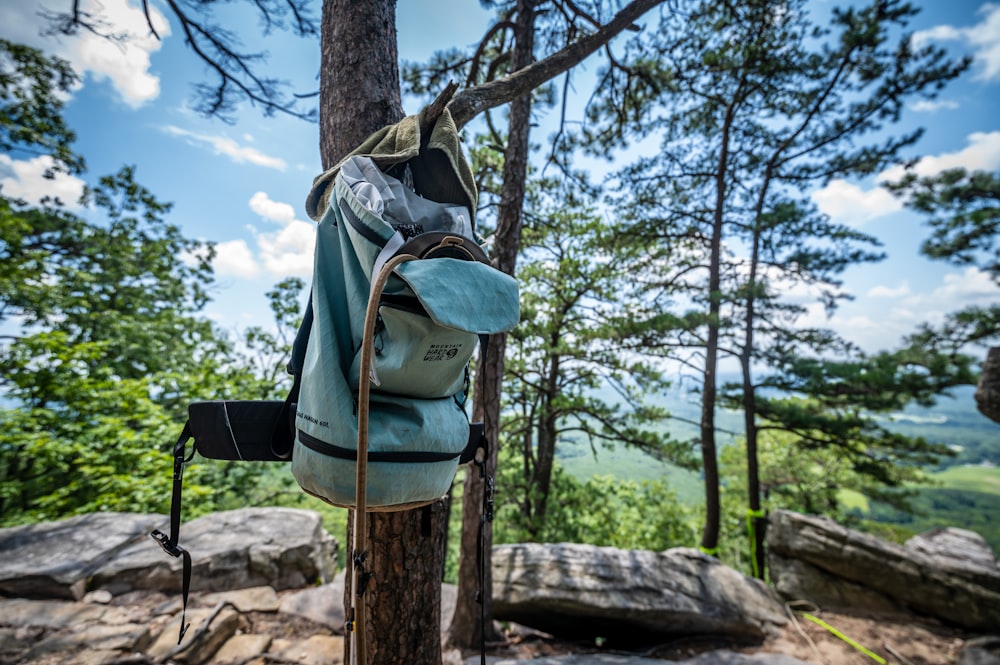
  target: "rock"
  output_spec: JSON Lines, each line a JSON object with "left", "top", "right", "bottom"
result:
{"left": 975, "top": 346, "right": 1000, "bottom": 423}
{"left": 767, "top": 509, "right": 1000, "bottom": 631}
{"left": 0, "top": 512, "right": 162, "bottom": 599}
{"left": 26, "top": 621, "right": 153, "bottom": 659}
{"left": 83, "top": 589, "right": 114, "bottom": 604}
{"left": 214, "top": 633, "right": 274, "bottom": 664}
{"left": 906, "top": 527, "right": 998, "bottom": 573}
{"left": 442, "top": 580, "right": 458, "bottom": 629}
{"left": 959, "top": 636, "right": 1000, "bottom": 665}
{"left": 0, "top": 598, "right": 107, "bottom": 629}
{"left": 146, "top": 605, "right": 241, "bottom": 664}
{"left": 198, "top": 585, "right": 282, "bottom": 612}
{"left": 269, "top": 634, "right": 344, "bottom": 665}
{"left": 492, "top": 543, "right": 786, "bottom": 645}
{"left": 280, "top": 573, "right": 346, "bottom": 630}
{"left": 766, "top": 555, "right": 903, "bottom": 614}
{"left": 464, "top": 653, "right": 814, "bottom": 665}
{"left": 92, "top": 507, "right": 338, "bottom": 595}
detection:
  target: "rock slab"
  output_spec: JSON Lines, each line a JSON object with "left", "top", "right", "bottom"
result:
{"left": 492, "top": 543, "right": 787, "bottom": 645}
{"left": 767, "top": 509, "right": 1000, "bottom": 631}
{"left": 0, "top": 512, "right": 162, "bottom": 599}
{"left": 0, "top": 508, "right": 338, "bottom": 600}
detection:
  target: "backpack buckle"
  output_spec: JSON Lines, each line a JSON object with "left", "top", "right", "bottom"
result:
{"left": 151, "top": 529, "right": 183, "bottom": 558}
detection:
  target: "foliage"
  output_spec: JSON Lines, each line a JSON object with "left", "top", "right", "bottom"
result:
{"left": 237, "top": 276, "right": 306, "bottom": 398}
{"left": 867, "top": 488, "right": 1000, "bottom": 556}
{"left": 885, "top": 168, "right": 1000, "bottom": 280}
{"left": 884, "top": 168, "right": 1000, "bottom": 385}
{"left": 502, "top": 173, "right": 696, "bottom": 536}
{"left": 495, "top": 456, "right": 697, "bottom": 550}
{"left": 0, "top": 39, "right": 83, "bottom": 174}
{"left": 718, "top": 423, "right": 922, "bottom": 521}
{"left": 0, "top": 167, "right": 218, "bottom": 382}
{"left": 0, "top": 41, "right": 307, "bottom": 525}
{"left": 578, "top": 0, "right": 969, "bottom": 558}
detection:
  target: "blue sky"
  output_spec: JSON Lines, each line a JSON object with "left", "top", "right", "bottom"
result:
{"left": 1, "top": 0, "right": 998, "bottom": 356}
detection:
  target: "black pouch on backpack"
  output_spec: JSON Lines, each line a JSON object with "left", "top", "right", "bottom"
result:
{"left": 187, "top": 400, "right": 290, "bottom": 462}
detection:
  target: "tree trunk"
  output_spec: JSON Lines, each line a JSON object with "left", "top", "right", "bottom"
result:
{"left": 700, "top": 102, "right": 737, "bottom": 556}
{"left": 313, "top": 0, "right": 667, "bottom": 656}
{"left": 448, "top": 0, "right": 536, "bottom": 651}
{"left": 320, "top": 2, "right": 448, "bottom": 664}
{"left": 320, "top": 0, "right": 402, "bottom": 169}
{"left": 532, "top": 350, "right": 561, "bottom": 533}
{"left": 741, "top": 353, "right": 765, "bottom": 578}
{"left": 742, "top": 167, "right": 773, "bottom": 580}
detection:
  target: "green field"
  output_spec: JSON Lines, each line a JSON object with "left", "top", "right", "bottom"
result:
{"left": 930, "top": 464, "right": 1000, "bottom": 494}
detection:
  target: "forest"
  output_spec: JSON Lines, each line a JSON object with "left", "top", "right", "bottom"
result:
{"left": 1, "top": 1, "right": 998, "bottom": 663}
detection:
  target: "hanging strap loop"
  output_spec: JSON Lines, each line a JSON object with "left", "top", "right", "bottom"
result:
{"left": 149, "top": 423, "right": 195, "bottom": 644}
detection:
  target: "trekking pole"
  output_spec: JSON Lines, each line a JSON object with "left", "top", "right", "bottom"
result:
{"left": 349, "top": 252, "right": 419, "bottom": 665}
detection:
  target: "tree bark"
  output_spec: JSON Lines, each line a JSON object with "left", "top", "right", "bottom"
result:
{"left": 320, "top": 3, "right": 448, "bottom": 665}
{"left": 700, "top": 100, "right": 737, "bottom": 556}
{"left": 320, "top": 0, "right": 402, "bottom": 169}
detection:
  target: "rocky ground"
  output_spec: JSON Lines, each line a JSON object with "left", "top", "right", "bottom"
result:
{"left": 3, "top": 509, "right": 998, "bottom": 664}
{"left": 495, "top": 608, "right": 987, "bottom": 665}
{"left": 2, "top": 582, "right": 995, "bottom": 665}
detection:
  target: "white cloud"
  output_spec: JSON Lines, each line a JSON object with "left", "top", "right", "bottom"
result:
{"left": 247, "top": 192, "right": 315, "bottom": 277}
{"left": 826, "top": 268, "right": 1000, "bottom": 352}
{"left": 914, "top": 3, "right": 1000, "bottom": 81}
{"left": 867, "top": 282, "right": 912, "bottom": 298}
{"left": 213, "top": 239, "right": 261, "bottom": 278}
{"left": 811, "top": 178, "right": 902, "bottom": 224}
{"left": 908, "top": 99, "right": 959, "bottom": 113}
{"left": 249, "top": 191, "right": 297, "bottom": 224}
{"left": 162, "top": 126, "right": 288, "bottom": 170}
{"left": 253, "top": 220, "right": 316, "bottom": 277}
{"left": 0, "top": 154, "right": 86, "bottom": 209}
{"left": 0, "top": 0, "right": 169, "bottom": 106}
{"left": 881, "top": 131, "right": 1000, "bottom": 183}
{"left": 813, "top": 132, "right": 1000, "bottom": 225}
{"left": 907, "top": 267, "right": 999, "bottom": 309}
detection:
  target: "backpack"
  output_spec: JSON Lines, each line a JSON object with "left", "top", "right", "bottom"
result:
{"left": 151, "top": 109, "right": 519, "bottom": 658}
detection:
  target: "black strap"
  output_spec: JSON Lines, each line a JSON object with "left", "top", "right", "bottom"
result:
{"left": 150, "top": 422, "right": 195, "bottom": 644}
{"left": 340, "top": 199, "right": 389, "bottom": 247}
{"left": 272, "top": 293, "right": 314, "bottom": 460}
{"left": 297, "top": 430, "right": 465, "bottom": 463}
{"left": 475, "top": 436, "right": 494, "bottom": 665}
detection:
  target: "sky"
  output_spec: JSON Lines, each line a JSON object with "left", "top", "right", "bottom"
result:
{"left": 1, "top": 0, "right": 998, "bottom": 359}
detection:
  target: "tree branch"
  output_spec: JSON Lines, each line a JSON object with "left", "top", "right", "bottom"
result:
{"left": 447, "top": 0, "right": 663, "bottom": 129}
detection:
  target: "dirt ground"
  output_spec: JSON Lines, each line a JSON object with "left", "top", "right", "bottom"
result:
{"left": 491, "top": 608, "right": 976, "bottom": 665}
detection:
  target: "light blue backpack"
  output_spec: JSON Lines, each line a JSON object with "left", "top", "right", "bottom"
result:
{"left": 289, "top": 113, "right": 520, "bottom": 512}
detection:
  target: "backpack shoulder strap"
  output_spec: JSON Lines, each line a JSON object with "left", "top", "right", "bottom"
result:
{"left": 271, "top": 294, "right": 314, "bottom": 460}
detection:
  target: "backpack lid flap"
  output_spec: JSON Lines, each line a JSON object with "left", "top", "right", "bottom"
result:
{"left": 394, "top": 258, "right": 519, "bottom": 335}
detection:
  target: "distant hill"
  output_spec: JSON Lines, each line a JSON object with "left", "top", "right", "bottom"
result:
{"left": 555, "top": 380, "right": 1000, "bottom": 551}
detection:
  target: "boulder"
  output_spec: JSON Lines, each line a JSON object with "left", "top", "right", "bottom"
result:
{"left": 0, "top": 508, "right": 338, "bottom": 600}
{"left": 0, "top": 512, "right": 162, "bottom": 600}
{"left": 906, "top": 526, "right": 998, "bottom": 574}
{"left": 959, "top": 636, "right": 1000, "bottom": 665}
{"left": 975, "top": 346, "right": 1000, "bottom": 423}
{"left": 94, "top": 507, "right": 338, "bottom": 595}
{"left": 492, "top": 543, "right": 786, "bottom": 645}
{"left": 767, "top": 510, "right": 1000, "bottom": 631}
